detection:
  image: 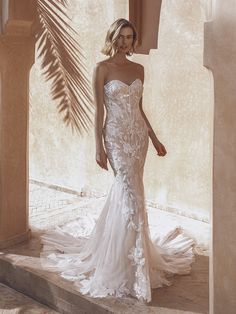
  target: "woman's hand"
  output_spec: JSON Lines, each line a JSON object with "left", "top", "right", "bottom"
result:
{"left": 96, "top": 147, "right": 108, "bottom": 170}
{"left": 152, "top": 138, "right": 167, "bottom": 157}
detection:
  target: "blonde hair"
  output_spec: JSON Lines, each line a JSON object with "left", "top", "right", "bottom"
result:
{"left": 101, "top": 18, "right": 138, "bottom": 57}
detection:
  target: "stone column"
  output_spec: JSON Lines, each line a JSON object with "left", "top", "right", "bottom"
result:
{"left": 204, "top": 1, "right": 236, "bottom": 313}
{"left": 0, "top": 1, "right": 36, "bottom": 248}
{"left": 129, "top": 0, "right": 162, "bottom": 54}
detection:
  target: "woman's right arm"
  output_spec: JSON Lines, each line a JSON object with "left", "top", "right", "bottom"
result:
{"left": 92, "top": 63, "right": 108, "bottom": 170}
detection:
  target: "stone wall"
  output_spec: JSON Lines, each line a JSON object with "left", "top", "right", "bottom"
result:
{"left": 204, "top": 0, "right": 236, "bottom": 312}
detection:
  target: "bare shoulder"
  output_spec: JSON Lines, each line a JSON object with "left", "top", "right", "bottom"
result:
{"left": 129, "top": 61, "right": 144, "bottom": 70}
{"left": 130, "top": 61, "right": 144, "bottom": 78}
{"left": 93, "top": 61, "right": 109, "bottom": 80}
{"left": 94, "top": 60, "right": 108, "bottom": 72}
{"left": 129, "top": 61, "right": 144, "bottom": 82}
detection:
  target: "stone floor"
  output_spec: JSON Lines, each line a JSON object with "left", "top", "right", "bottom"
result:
{"left": 0, "top": 236, "right": 208, "bottom": 314}
{"left": 0, "top": 181, "right": 210, "bottom": 313}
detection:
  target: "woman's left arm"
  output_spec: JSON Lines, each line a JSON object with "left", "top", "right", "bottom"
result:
{"left": 139, "top": 97, "right": 167, "bottom": 157}
{"left": 139, "top": 65, "right": 167, "bottom": 157}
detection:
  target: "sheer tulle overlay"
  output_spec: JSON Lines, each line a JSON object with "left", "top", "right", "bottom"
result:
{"left": 40, "top": 79, "right": 196, "bottom": 302}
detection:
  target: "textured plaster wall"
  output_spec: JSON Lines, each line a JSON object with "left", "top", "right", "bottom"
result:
{"left": 204, "top": 0, "right": 236, "bottom": 312}
{"left": 133, "top": 0, "right": 213, "bottom": 219}
{"left": 29, "top": 0, "right": 212, "bottom": 220}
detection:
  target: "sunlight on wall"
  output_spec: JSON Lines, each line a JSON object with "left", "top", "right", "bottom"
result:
{"left": 133, "top": 0, "right": 213, "bottom": 220}
{"left": 29, "top": 0, "right": 213, "bottom": 221}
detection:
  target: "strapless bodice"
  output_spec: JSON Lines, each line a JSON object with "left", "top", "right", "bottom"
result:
{"left": 103, "top": 78, "right": 143, "bottom": 109}
{"left": 103, "top": 78, "right": 147, "bottom": 135}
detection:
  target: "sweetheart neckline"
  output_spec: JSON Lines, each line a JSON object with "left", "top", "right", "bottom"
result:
{"left": 104, "top": 78, "right": 143, "bottom": 88}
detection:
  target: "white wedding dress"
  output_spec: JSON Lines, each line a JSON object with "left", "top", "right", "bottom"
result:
{"left": 40, "top": 78, "right": 196, "bottom": 302}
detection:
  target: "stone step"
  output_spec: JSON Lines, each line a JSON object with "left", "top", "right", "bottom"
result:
{"left": 0, "top": 234, "right": 208, "bottom": 314}
{"left": 0, "top": 283, "right": 59, "bottom": 313}
{"left": 0, "top": 259, "right": 203, "bottom": 314}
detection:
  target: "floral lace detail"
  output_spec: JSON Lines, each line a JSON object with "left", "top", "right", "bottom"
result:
{"left": 128, "top": 230, "right": 151, "bottom": 301}
{"left": 104, "top": 80, "right": 151, "bottom": 301}
{"left": 104, "top": 79, "right": 148, "bottom": 228}
{"left": 78, "top": 276, "right": 131, "bottom": 298}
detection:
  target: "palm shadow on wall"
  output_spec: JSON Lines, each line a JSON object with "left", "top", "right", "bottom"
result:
{"left": 34, "top": 0, "right": 93, "bottom": 135}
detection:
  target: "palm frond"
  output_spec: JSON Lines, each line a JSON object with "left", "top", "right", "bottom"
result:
{"left": 36, "top": 0, "right": 94, "bottom": 135}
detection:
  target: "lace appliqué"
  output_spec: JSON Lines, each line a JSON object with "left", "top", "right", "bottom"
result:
{"left": 104, "top": 80, "right": 151, "bottom": 301}
{"left": 128, "top": 231, "right": 151, "bottom": 301}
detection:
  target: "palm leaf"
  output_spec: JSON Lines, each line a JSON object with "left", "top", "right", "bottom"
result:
{"left": 35, "top": 0, "right": 94, "bottom": 135}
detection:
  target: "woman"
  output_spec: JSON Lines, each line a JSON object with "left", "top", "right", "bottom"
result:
{"left": 40, "top": 18, "right": 196, "bottom": 303}
{"left": 94, "top": 19, "right": 167, "bottom": 172}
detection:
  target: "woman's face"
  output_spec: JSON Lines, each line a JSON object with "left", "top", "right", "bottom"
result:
{"left": 116, "top": 26, "right": 134, "bottom": 54}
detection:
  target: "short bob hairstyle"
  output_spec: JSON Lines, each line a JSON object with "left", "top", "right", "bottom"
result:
{"left": 101, "top": 18, "right": 138, "bottom": 57}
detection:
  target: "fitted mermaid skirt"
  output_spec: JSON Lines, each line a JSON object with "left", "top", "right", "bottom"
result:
{"left": 40, "top": 79, "right": 196, "bottom": 302}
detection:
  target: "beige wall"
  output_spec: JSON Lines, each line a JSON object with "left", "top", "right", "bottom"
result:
{"left": 29, "top": 0, "right": 212, "bottom": 220}
{"left": 134, "top": 0, "right": 212, "bottom": 220}
{"left": 204, "top": 0, "right": 236, "bottom": 312}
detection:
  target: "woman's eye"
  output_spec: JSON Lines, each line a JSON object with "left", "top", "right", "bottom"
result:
{"left": 119, "top": 35, "right": 133, "bottom": 40}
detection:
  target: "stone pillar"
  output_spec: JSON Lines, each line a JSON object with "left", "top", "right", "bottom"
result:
{"left": 0, "top": 0, "right": 36, "bottom": 248}
{"left": 204, "top": 1, "right": 236, "bottom": 313}
{"left": 129, "top": 0, "right": 162, "bottom": 54}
